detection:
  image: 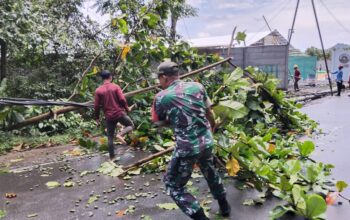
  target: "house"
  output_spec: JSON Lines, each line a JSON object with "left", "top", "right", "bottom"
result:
{"left": 188, "top": 30, "right": 314, "bottom": 90}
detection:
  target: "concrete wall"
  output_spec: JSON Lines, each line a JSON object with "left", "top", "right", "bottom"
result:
{"left": 197, "top": 45, "right": 289, "bottom": 89}
{"left": 330, "top": 44, "right": 350, "bottom": 82}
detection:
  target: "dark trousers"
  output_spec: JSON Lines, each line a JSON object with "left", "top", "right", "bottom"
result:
{"left": 106, "top": 114, "right": 134, "bottom": 158}
{"left": 294, "top": 78, "right": 300, "bottom": 91}
{"left": 336, "top": 81, "right": 343, "bottom": 96}
{"left": 164, "top": 148, "right": 226, "bottom": 217}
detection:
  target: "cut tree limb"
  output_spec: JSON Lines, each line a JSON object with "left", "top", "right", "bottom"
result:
{"left": 118, "top": 146, "right": 174, "bottom": 177}
{"left": 6, "top": 58, "right": 232, "bottom": 131}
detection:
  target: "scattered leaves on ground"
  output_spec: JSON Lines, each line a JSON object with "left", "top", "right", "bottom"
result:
{"left": 45, "top": 181, "right": 60, "bottom": 189}
{"left": 128, "top": 168, "right": 141, "bottom": 175}
{"left": 10, "top": 158, "right": 23, "bottom": 163}
{"left": 63, "top": 181, "right": 75, "bottom": 187}
{"left": 97, "top": 162, "right": 124, "bottom": 177}
{"left": 87, "top": 195, "right": 98, "bottom": 204}
{"left": 5, "top": 193, "right": 17, "bottom": 199}
{"left": 141, "top": 215, "right": 152, "bottom": 220}
{"left": 0, "top": 210, "right": 6, "bottom": 219}
{"left": 27, "top": 213, "right": 38, "bottom": 218}
{"left": 157, "top": 203, "right": 178, "bottom": 210}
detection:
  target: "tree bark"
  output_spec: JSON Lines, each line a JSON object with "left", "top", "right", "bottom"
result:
{"left": 0, "top": 38, "right": 7, "bottom": 81}
{"left": 5, "top": 58, "right": 232, "bottom": 131}
{"left": 170, "top": 15, "right": 178, "bottom": 43}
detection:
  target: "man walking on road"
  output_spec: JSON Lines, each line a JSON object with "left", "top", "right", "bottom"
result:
{"left": 332, "top": 65, "right": 344, "bottom": 96}
{"left": 151, "top": 61, "right": 231, "bottom": 220}
{"left": 94, "top": 70, "right": 134, "bottom": 161}
{"left": 294, "top": 64, "right": 301, "bottom": 92}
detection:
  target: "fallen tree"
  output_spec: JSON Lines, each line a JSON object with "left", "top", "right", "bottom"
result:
{"left": 6, "top": 58, "right": 232, "bottom": 131}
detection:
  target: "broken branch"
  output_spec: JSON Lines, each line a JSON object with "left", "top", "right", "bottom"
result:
{"left": 119, "top": 146, "right": 174, "bottom": 177}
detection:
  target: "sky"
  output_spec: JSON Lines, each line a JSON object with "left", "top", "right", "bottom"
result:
{"left": 82, "top": 0, "right": 350, "bottom": 51}
{"left": 177, "top": 0, "right": 350, "bottom": 51}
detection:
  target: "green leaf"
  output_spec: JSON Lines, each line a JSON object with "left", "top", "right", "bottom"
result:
{"left": 269, "top": 205, "right": 293, "bottom": 219}
{"left": 306, "top": 163, "right": 322, "bottom": 183}
{"left": 163, "top": 141, "right": 175, "bottom": 147}
{"left": 80, "top": 170, "right": 89, "bottom": 177}
{"left": 145, "top": 13, "right": 159, "bottom": 28}
{"left": 125, "top": 194, "right": 137, "bottom": 200}
{"left": 336, "top": 181, "right": 348, "bottom": 192}
{"left": 46, "top": 181, "right": 60, "bottom": 189}
{"left": 242, "top": 199, "right": 255, "bottom": 206}
{"left": 298, "top": 141, "right": 315, "bottom": 157}
{"left": 117, "top": 18, "right": 128, "bottom": 34}
{"left": 292, "top": 185, "right": 306, "bottom": 212}
{"left": 305, "top": 194, "right": 327, "bottom": 218}
{"left": 87, "top": 195, "right": 98, "bottom": 204}
{"left": 213, "top": 100, "right": 248, "bottom": 121}
{"left": 153, "top": 144, "right": 165, "bottom": 151}
{"left": 141, "top": 215, "right": 152, "bottom": 220}
{"left": 128, "top": 168, "right": 141, "bottom": 175}
{"left": 284, "top": 160, "right": 301, "bottom": 175}
{"left": 156, "top": 203, "right": 178, "bottom": 210}
{"left": 63, "top": 181, "right": 75, "bottom": 187}
{"left": 235, "top": 31, "right": 247, "bottom": 43}
{"left": 0, "top": 210, "right": 6, "bottom": 219}
{"left": 280, "top": 176, "right": 292, "bottom": 191}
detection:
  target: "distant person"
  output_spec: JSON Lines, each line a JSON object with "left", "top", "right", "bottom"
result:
{"left": 331, "top": 65, "right": 344, "bottom": 96}
{"left": 151, "top": 61, "right": 230, "bottom": 220}
{"left": 94, "top": 70, "right": 134, "bottom": 161}
{"left": 294, "top": 64, "right": 301, "bottom": 92}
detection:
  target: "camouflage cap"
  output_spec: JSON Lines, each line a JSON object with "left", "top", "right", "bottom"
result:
{"left": 157, "top": 61, "right": 179, "bottom": 76}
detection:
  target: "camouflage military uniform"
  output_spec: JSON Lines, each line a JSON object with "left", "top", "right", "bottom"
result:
{"left": 152, "top": 79, "right": 226, "bottom": 217}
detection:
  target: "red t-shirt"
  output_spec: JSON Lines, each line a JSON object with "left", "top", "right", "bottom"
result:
{"left": 294, "top": 70, "right": 301, "bottom": 79}
{"left": 94, "top": 82, "right": 128, "bottom": 120}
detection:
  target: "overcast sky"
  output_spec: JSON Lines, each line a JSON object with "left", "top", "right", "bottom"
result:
{"left": 177, "top": 0, "right": 350, "bottom": 51}
{"left": 82, "top": 0, "right": 350, "bottom": 51}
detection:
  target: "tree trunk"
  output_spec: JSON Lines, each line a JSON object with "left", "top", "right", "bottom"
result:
{"left": 0, "top": 38, "right": 7, "bottom": 81}
{"left": 170, "top": 15, "right": 178, "bottom": 43}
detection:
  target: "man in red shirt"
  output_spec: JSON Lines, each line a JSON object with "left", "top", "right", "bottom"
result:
{"left": 294, "top": 64, "right": 301, "bottom": 92}
{"left": 94, "top": 70, "right": 134, "bottom": 161}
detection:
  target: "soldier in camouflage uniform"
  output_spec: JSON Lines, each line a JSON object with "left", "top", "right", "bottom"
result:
{"left": 151, "top": 61, "right": 231, "bottom": 220}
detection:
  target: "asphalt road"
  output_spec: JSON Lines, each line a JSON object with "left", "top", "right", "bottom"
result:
{"left": 0, "top": 94, "right": 349, "bottom": 220}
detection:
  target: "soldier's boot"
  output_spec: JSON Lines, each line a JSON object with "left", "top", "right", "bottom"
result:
{"left": 190, "top": 208, "right": 209, "bottom": 220}
{"left": 218, "top": 197, "right": 231, "bottom": 217}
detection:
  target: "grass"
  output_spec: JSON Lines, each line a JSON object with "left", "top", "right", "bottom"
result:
{"left": 0, "top": 131, "right": 81, "bottom": 155}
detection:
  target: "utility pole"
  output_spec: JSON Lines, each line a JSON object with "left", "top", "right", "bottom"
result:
{"left": 311, "top": 0, "right": 333, "bottom": 95}
{"left": 288, "top": 0, "right": 300, "bottom": 44}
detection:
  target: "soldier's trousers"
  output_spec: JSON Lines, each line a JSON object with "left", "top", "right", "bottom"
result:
{"left": 164, "top": 148, "right": 226, "bottom": 217}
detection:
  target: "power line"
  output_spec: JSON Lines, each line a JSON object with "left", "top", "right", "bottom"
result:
{"left": 246, "top": 0, "right": 292, "bottom": 43}
{"left": 319, "top": 0, "right": 350, "bottom": 35}
{"left": 182, "top": 19, "right": 192, "bottom": 41}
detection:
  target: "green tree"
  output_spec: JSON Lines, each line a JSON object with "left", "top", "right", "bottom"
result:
{"left": 305, "top": 46, "right": 331, "bottom": 60}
